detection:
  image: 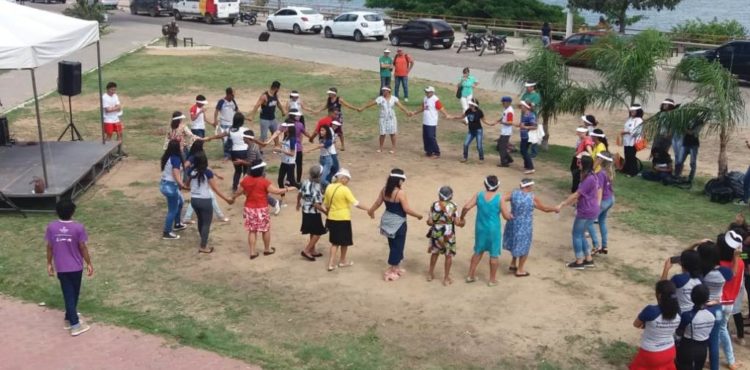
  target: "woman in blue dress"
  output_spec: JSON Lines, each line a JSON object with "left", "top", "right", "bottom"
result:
{"left": 502, "top": 178, "right": 560, "bottom": 277}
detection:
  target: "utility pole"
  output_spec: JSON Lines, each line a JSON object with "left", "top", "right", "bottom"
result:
{"left": 565, "top": 6, "right": 574, "bottom": 38}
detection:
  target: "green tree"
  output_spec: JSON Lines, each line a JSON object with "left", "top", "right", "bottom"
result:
{"left": 494, "top": 45, "right": 586, "bottom": 149}
{"left": 568, "top": 0, "right": 682, "bottom": 33}
{"left": 366, "top": 0, "right": 569, "bottom": 23}
{"left": 671, "top": 18, "right": 748, "bottom": 43}
{"left": 576, "top": 29, "right": 672, "bottom": 109}
{"left": 63, "top": 0, "right": 109, "bottom": 32}
{"left": 646, "top": 58, "right": 746, "bottom": 178}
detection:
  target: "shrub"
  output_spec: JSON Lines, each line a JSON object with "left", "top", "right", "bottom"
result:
{"left": 63, "top": 0, "right": 109, "bottom": 32}
{"left": 671, "top": 18, "right": 748, "bottom": 44}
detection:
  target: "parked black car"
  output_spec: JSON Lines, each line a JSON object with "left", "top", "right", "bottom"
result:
{"left": 683, "top": 40, "right": 750, "bottom": 81}
{"left": 130, "top": 0, "right": 174, "bottom": 17}
{"left": 389, "top": 19, "right": 455, "bottom": 50}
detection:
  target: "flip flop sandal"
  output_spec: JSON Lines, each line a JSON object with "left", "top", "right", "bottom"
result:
{"left": 487, "top": 281, "right": 499, "bottom": 287}
{"left": 515, "top": 272, "right": 530, "bottom": 277}
{"left": 300, "top": 251, "right": 315, "bottom": 261}
{"left": 311, "top": 252, "right": 323, "bottom": 258}
{"left": 327, "top": 265, "right": 336, "bottom": 272}
{"left": 338, "top": 261, "right": 354, "bottom": 268}
{"left": 250, "top": 253, "right": 260, "bottom": 260}
{"left": 199, "top": 247, "right": 214, "bottom": 254}
{"left": 263, "top": 247, "right": 276, "bottom": 256}
{"left": 508, "top": 266, "right": 518, "bottom": 271}
{"left": 465, "top": 276, "right": 477, "bottom": 283}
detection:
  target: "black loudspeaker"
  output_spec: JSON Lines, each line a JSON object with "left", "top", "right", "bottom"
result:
{"left": 259, "top": 31, "right": 270, "bottom": 42}
{"left": 0, "top": 116, "right": 9, "bottom": 146}
{"left": 58, "top": 61, "right": 82, "bottom": 96}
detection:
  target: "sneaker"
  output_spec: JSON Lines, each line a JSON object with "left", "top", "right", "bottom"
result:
{"left": 64, "top": 319, "right": 71, "bottom": 330}
{"left": 735, "top": 200, "right": 748, "bottom": 206}
{"left": 404, "top": 98, "right": 409, "bottom": 103}
{"left": 70, "top": 323, "right": 91, "bottom": 337}
{"left": 459, "top": 158, "right": 468, "bottom": 163}
{"left": 162, "top": 232, "right": 180, "bottom": 240}
{"left": 173, "top": 224, "right": 187, "bottom": 232}
{"left": 273, "top": 202, "right": 281, "bottom": 216}
{"left": 567, "top": 261, "right": 585, "bottom": 270}
{"left": 583, "top": 260, "right": 596, "bottom": 268}
{"left": 523, "top": 169, "right": 536, "bottom": 174}
{"left": 497, "top": 163, "right": 510, "bottom": 168}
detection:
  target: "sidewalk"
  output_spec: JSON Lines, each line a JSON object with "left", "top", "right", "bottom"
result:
{"left": 0, "top": 295, "right": 258, "bottom": 370}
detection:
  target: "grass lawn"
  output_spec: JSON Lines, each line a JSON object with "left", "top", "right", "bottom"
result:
{"left": 1, "top": 47, "right": 741, "bottom": 369}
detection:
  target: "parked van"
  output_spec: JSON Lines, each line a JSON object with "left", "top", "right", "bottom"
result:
{"left": 172, "top": 0, "right": 239, "bottom": 24}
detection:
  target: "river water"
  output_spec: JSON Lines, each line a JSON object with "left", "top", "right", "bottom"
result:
{"left": 310, "top": 0, "right": 750, "bottom": 33}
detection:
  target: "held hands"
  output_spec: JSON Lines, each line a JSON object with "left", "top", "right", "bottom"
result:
{"left": 86, "top": 264, "right": 94, "bottom": 277}
{"left": 367, "top": 210, "right": 375, "bottom": 219}
{"left": 47, "top": 263, "right": 54, "bottom": 276}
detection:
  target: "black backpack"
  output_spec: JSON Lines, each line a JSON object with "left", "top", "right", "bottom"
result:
{"left": 704, "top": 177, "right": 736, "bottom": 204}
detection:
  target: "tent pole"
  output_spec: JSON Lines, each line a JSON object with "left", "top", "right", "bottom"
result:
{"left": 97, "top": 41, "right": 105, "bottom": 145}
{"left": 30, "top": 69, "right": 49, "bottom": 188}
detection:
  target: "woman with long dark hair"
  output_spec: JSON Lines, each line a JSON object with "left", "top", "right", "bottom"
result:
{"left": 661, "top": 249, "right": 703, "bottom": 313}
{"left": 160, "top": 139, "right": 188, "bottom": 240}
{"left": 590, "top": 128, "right": 608, "bottom": 173}
{"left": 272, "top": 123, "right": 299, "bottom": 206}
{"left": 570, "top": 126, "right": 593, "bottom": 192}
{"left": 164, "top": 111, "right": 201, "bottom": 157}
{"left": 589, "top": 151, "right": 615, "bottom": 254}
{"left": 368, "top": 169, "right": 423, "bottom": 281}
{"left": 558, "top": 156, "right": 600, "bottom": 269}
{"left": 187, "top": 153, "right": 233, "bottom": 253}
{"left": 182, "top": 140, "right": 229, "bottom": 224}
{"left": 315, "top": 87, "right": 358, "bottom": 151}
{"left": 204, "top": 112, "right": 254, "bottom": 191}
{"left": 620, "top": 104, "right": 644, "bottom": 177}
{"left": 675, "top": 284, "right": 715, "bottom": 370}
{"left": 629, "top": 280, "right": 681, "bottom": 370}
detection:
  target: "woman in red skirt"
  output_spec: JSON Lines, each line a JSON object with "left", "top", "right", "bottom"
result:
{"left": 630, "top": 280, "right": 681, "bottom": 370}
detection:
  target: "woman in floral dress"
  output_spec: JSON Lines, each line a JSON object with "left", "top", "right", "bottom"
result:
{"left": 359, "top": 86, "right": 410, "bottom": 153}
{"left": 426, "top": 186, "right": 462, "bottom": 286}
{"left": 502, "top": 178, "right": 559, "bottom": 277}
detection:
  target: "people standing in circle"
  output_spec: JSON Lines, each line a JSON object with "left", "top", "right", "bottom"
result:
{"left": 427, "top": 186, "right": 462, "bottom": 286}
{"left": 298, "top": 165, "right": 327, "bottom": 261}
{"left": 461, "top": 175, "right": 510, "bottom": 286}
{"left": 497, "top": 96, "right": 515, "bottom": 167}
{"left": 411, "top": 86, "right": 450, "bottom": 159}
{"left": 628, "top": 280, "right": 681, "bottom": 370}
{"left": 620, "top": 104, "right": 644, "bottom": 177}
{"left": 570, "top": 126, "right": 593, "bottom": 193}
{"left": 102, "top": 81, "right": 124, "bottom": 145}
{"left": 378, "top": 49, "right": 393, "bottom": 95}
{"left": 457, "top": 67, "right": 478, "bottom": 123}
{"left": 160, "top": 139, "right": 188, "bottom": 240}
{"left": 517, "top": 100, "right": 538, "bottom": 174}
{"left": 186, "top": 154, "right": 233, "bottom": 254}
{"left": 232, "top": 159, "right": 297, "bottom": 259}
{"left": 368, "top": 169, "right": 423, "bottom": 281}
{"left": 450, "top": 98, "right": 494, "bottom": 163}
{"left": 559, "top": 156, "right": 600, "bottom": 270}
{"left": 675, "top": 284, "right": 715, "bottom": 370}
{"left": 189, "top": 95, "right": 213, "bottom": 138}
{"left": 590, "top": 128, "right": 608, "bottom": 173}
{"left": 249, "top": 80, "right": 286, "bottom": 143}
{"left": 661, "top": 250, "right": 704, "bottom": 313}
{"left": 541, "top": 22, "right": 551, "bottom": 47}
{"left": 323, "top": 168, "right": 370, "bottom": 272}
{"left": 521, "top": 81, "right": 541, "bottom": 156}
{"left": 315, "top": 87, "right": 358, "bottom": 151}
{"left": 182, "top": 140, "right": 230, "bottom": 224}
{"left": 502, "top": 179, "right": 560, "bottom": 277}
{"left": 272, "top": 123, "right": 299, "bottom": 206}
{"left": 358, "top": 86, "right": 410, "bottom": 154}
{"left": 393, "top": 48, "right": 414, "bottom": 102}
{"left": 214, "top": 87, "right": 240, "bottom": 160}
{"left": 164, "top": 111, "right": 201, "bottom": 158}
{"left": 588, "top": 151, "right": 615, "bottom": 255}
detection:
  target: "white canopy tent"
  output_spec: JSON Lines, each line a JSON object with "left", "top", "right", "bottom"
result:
{"left": 0, "top": 1, "right": 103, "bottom": 187}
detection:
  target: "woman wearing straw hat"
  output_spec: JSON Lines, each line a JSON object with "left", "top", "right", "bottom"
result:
{"left": 358, "top": 86, "right": 410, "bottom": 153}
{"left": 502, "top": 179, "right": 560, "bottom": 277}
{"left": 232, "top": 159, "right": 297, "bottom": 259}
{"left": 323, "top": 168, "right": 370, "bottom": 272}
{"left": 368, "top": 169, "right": 423, "bottom": 281}
{"left": 588, "top": 151, "right": 615, "bottom": 255}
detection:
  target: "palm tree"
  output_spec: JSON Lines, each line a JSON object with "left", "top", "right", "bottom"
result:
{"left": 494, "top": 44, "right": 586, "bottom": 150}
{"left": 576, "top": 29, "right": 672, "bottom": 109}
{"left": 646, "top": 57, "right": 746, "bottom": 178}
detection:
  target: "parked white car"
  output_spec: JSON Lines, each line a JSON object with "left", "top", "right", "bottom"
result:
{"left": 266, "top": 7, "right": 324, "bottom": 34}
{"left": 99, "top": 0, "right": 119, "bottom": 8}
{"left": 323, "top": 11, "right": 386, "bottom": 42}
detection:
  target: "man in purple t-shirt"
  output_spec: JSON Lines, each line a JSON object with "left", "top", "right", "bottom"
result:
{"left": 45, "top": 200, "right": 94, "bottom": 337}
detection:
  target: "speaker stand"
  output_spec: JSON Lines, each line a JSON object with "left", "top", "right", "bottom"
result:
{"left": 0, "top": 190, "right": 26, "bottom": 218}
{"left": 58, "top": 95, "right": 83, "bottom": 142}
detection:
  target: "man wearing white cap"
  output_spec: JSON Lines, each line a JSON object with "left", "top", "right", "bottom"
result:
{"left": 379, "top": 49, "right": 393, "bottom": 95}
{"left": 411, "top": 86, "right": 450, "bottom": 158}
{"left": 189, "top": 94, "right": 213, "bottom": 138}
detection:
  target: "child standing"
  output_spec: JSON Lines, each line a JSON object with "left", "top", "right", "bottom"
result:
{"left": 427, "top": 186, "right": 462, "bottom": 286}
{"left": 274, "top": 123, "right": 298, "bottom": 206}
{"left": 297, "top": 165, "right": 327, "bottom": 261}
{"left": 45, "top": 200, "right": 94, "bottom": 336}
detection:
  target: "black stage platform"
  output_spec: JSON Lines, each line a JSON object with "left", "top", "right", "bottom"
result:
{"left": 0, "top": 141, "right": 120, "bottom": 212}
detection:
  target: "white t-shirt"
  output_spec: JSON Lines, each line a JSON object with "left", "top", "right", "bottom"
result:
{"left": 671, "top": 273, "right": 703, "bottom": 313}
{"left": 281, "top": 140, "right": 296, "bottom": 165}
{"left": 229, "top": 128, "right": 248, "bottom": 151}
{"left": 637, "top": 305, "right": 681, "bottom": 352}
{"left": 216, "top": 98, "right": 237, "bottom": 127}
{"left": 102, "top": 93, "right": 121, "bottom": 124}
{"left": 680, "top": 309, "right": 715, "bottom": 341}
{"left": 189, "top": 169, "right": 214, "bottom": 199}
{"left": 422, "top": 95, "right": 442, "bottom": 127}
{"left": 190, "top": 104, "right": 206, "bottom": 130}
{"left": 622, "top": 117, "right": 643, "bottom": 147}
{"left": 703, "top": 267, "right": 733, "bottom": 302}
{"left": 500, "top": 106, "right": 515, "bottom": 136}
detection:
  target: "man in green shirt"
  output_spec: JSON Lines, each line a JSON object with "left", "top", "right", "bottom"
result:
{"left": 379, "top": 49, "right": 393, "bottom": 96}
{"left": 520, "top": 81, "right": 542, "bottom": 156}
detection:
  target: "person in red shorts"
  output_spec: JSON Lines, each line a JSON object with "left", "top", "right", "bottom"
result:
{"left": 102, "top": 82, "right": 123, "bottom": 144}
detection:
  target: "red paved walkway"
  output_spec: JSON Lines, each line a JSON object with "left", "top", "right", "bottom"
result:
{"left": 0, "top": 296, "right": 259, "bottom": 370}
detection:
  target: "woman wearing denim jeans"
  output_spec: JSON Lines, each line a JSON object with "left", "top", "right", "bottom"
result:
{"left": 450, "top": 99, "right": 495, "bottom": 163}
{"left": 589, "top": 152, "right": 615, "bottom": 255}
{"left": 558, "top": 156, "right": 600, "bottom": 270}
{"left": 517, "top": 100, "right": 537, "bottom": 174}
{"left": 160, "top": 140, "right": 188, "bottom": 240}
{"left": 308, "top": 125, "right": 338, "bottom": 188}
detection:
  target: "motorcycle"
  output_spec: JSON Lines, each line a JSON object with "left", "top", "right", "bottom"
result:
{"left": 479, "top": 33, "right": 507, "bottom": 56}
{"left": 456, "top": 32, "right": 484, "bottom": 54}
{"left": 232, "top": 10, "right": 258, "bottom": 26}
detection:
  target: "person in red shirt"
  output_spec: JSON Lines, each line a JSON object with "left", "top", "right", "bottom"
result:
{"left": 718, "top": 229, "right": 744, "bottom": 368}
{"left": 309, "top": 108, "right": 338, "bottom": 143}
{"left": 232, "top": 159, "right": 297, "bottom": 259}
{"left": 393, "top": 48, "right": 414, "bottom": 102}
